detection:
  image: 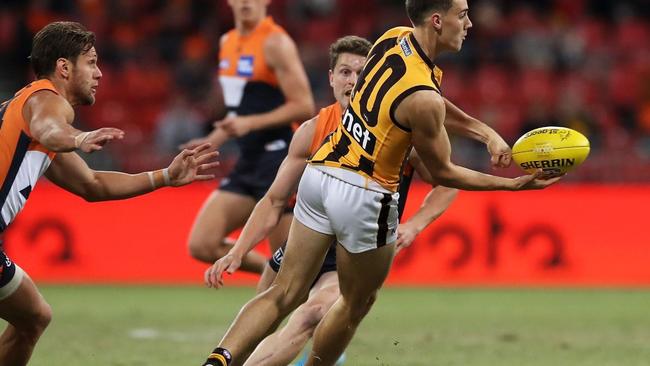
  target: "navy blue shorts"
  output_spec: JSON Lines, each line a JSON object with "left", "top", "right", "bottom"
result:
{"left": 0, "top": 249, "right": 24, "bottom": 300}
{"left": 269, "top": 242, "right": 337, "bottom": 287}
{"left": 220, "top": 148, "right": 288, "bottom": 201}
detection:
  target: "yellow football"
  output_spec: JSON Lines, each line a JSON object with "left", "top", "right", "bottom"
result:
{"left": 511, "top": 126, "right": 590, "bottom": 176}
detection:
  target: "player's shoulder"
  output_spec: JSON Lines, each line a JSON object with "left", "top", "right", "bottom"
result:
{"left": 25, "top": 88, "right": 73, "bottom": 120}
{"left": 397, "top": 88, "right": 444, "bottom": 129}
{"left": 376, "top": 26, "right": 413, "bottom": 43}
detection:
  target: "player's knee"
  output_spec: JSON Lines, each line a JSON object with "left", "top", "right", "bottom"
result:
{"left": 187, "top": 237, "right": 228, "bottom": 262}
{"left": 295, "top": 302, "right": 329, "bottom": 332}
{"left": 15, "top": 301, "right": 52, "bottom": 343}
{"left": 266, "top": 283, "right": 306, "bottom": 316}
{"left": 345, "top": 292, "right": 377, "bottom": 323}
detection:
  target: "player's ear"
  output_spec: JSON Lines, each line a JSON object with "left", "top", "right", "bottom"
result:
{"left": 430, "top": 13, "right": 443, "bottom": 32}
{"left": 329, "top": 69, "right": 334, "bottom": 88}
{"left": 56, "top": 58, "right": 71, "bottom": 79}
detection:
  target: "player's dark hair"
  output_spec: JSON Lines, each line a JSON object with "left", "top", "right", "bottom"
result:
{"left": 30, "top": 21, "right": 96, "bottom": 78}
{"left": 329, "top": 36, "right": 372, "bottom": 70}
{"left": 406, "top": 0, "right": 454, "bottom": 26}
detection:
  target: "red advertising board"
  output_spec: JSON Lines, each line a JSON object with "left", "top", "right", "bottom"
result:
{"left": 3, "top": 181, "right": 649, "bottom": 286}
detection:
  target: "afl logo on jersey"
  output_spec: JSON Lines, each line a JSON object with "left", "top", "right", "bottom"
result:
{"left": 219, "top": 59, "right": 230, "bottom": 70}
{"left": 237, "top": 56, "right": 254, "bottom": 77}
{"left": 399, "top": 37, "right": 413, "bottom": 57}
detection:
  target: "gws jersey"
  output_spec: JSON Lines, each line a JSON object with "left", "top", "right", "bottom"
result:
{"left": 0, "top": 79, "right": 58, "bottom": 231}
{"left": 219, "top": 16, "right": 292, "bottom": 157}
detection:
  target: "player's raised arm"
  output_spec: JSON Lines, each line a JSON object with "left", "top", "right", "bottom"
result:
{"left": 205, "top": 119, "right": 316, "bottom": 288}
{"left": 25, "top": 91, "right": 124, "bottom": 153}
{"left": 45, "top": 143, "right": 218, "bottom": 202}
{"left": 442, "top": 97, "right": 511, "bottom": 168}
{"left": 403, "top": 91, "right": 559, "bottom": 191}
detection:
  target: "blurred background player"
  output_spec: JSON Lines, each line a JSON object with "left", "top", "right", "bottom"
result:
{"left": 202, "top": 28, "right": 520, "bottom": 365}
{"left": 0, "top": 21, "right": 218, "bottom": 366}
{"left": 182, "top": 0, "right": 314, "bottom": 273}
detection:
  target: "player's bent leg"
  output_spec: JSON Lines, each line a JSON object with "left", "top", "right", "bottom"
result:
{"left": 307, "top": 243, "right": 394, "bottom": 366}
{"left": 255, "top": 264, "right": 278, "bottom": 295}
{"left": 188, "top": 190, "right": 265, "bottom": 272}
{"left": 244, "top": 272, "right": 339, "bottom": 366}
{"left": 0, "top": 268, "right": 52, "bottom": 366}
{"left": 213, "top": 219, "right": 334, "bottom": 365}
{"left": 267, "top": 213, "right": 293, "bottom": 253}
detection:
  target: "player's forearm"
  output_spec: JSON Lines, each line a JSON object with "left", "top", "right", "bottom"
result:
{"left": 406, "top": 187, "right": 458, "bottom": 232}
{"left": 206, "top": 126, "right": 230, "bottom": 149}
{"left": 231, "top": 197, "right": 286, "bottom": 258}
{"left": 247, "top": 100, "right": 314, "bottom": 131}
{"left": 443, "top": 98, "right": 496, "bottom": 144}
{"left": 32, "top": 121, "right": 84, "bottom": 152}
{"left": 81, "top": 170, "right": 168, "bottom": 201}
{"left": 433, "top": 164, "right": 515, "bottom": 191}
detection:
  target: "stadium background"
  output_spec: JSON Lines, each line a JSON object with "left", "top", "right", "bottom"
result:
{"left": 1, "top": 1, "right": 650, "bottom": 365}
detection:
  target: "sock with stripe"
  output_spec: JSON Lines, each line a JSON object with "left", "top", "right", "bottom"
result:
{"left": 202, "top": 347, "right": 232, "bottom": 366}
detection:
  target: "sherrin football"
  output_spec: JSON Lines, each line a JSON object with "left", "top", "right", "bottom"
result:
{"left": 512, "top": 126, "right": 590, "bottom": 176}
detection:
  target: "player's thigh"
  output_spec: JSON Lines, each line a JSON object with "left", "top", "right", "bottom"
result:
{"left": 267, "top": 213, "right": 293, "bottom": 252}
{"left": 189, "top": 190, "right": 256, "bottom": 242}
{"left": 0, "top": 269, "right": 50, "bottom": 326}
{"left": 335, "top": 243, "right": 394, "bottom": 303}
{"left": 272, "top": 219, "right": 334, "bottom": 302}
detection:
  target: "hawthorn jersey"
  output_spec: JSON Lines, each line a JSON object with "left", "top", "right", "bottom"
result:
{"left": 311, "top": 102, "right": 415, "bottom": 219}
{"left": 0, "top": 79, "right": 57, "bottom": 231}
{"left": 309, "top": 27, "right": 443, "bottom": 192}
{"left": 218, "top": 16, "right": 292, "bottom": 157}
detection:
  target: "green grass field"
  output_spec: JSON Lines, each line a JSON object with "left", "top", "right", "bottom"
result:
{"left": 9, "top": 286, "right": 650, "bottom": 365}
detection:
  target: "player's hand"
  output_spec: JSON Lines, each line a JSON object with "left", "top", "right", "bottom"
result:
{"left": 395, "top": 223, "right": 419, "bottom": 254}
{"left": 486, "top": 135, "right": 512, "bottom": 168}
{"left": 215, "top": 116, "right": 253, "bottom": 138}
{"left": 511, "top": 169, "right": 563, "bottom": 190}
{"left": 76, "top": 128, "right": 124, "bottom": 153}
{"left": 204, "top": 253, "right": 242, "bottom": 289}
{"left": 167, "top": 143, "right": 219, "bottom": 187}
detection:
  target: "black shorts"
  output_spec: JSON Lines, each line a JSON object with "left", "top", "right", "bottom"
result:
{"left": 220, "top": 148, "right": 288, "bottom": 201}
{"left": 0, "top": 249, "right": 23, "bottom": 300}
{"left": 269, "top": 242, "right": 337, "bottom": 287}
{"left": 0, "top": 250, "right": 17, "bottom": 288}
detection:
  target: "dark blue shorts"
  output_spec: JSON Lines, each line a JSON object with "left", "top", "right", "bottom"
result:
{"left": 220, "top": 148, "right": 288, "bottom": 201}
{"left": 269, "top": 242, "right": 337, "bottom": 287}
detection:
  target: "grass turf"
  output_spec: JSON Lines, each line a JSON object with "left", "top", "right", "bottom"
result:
{"left": 8, "top": 286, "right": 650, "bottom": 365}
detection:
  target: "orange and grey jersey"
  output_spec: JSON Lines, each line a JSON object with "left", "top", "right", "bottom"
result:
{"left": 309, "top": 27, "right": 443, "bottom": 192}
{"left": 0, "top": 79, "right": 57, "bottom": 231}
{"left": 218, "top": 16, "right": 292, "bottom": 157}
{"left": 309, "top": 103, "right": 343, "bottom": 155}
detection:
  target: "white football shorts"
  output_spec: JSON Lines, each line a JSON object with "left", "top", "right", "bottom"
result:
{"left": 294, "top": 165, "right": 399, "bottom": 253}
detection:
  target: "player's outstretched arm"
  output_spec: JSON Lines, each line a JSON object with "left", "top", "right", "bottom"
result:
{"left": 396, "top": 185, "right": 457, "bottom": 253}
{"left": 443, "top": 98, "right": 511, "bottom": 168}
{"left": 205, "top": 119, "right": 316, "bottom": 289}
{"left": 25, "top": 90, "right": 124, "bottom": 153}
{"left": 404, "top": 91, "right": 561, "bottom": 191}
{"left": 45, "top": 143, "right": 218, "bottom": 202}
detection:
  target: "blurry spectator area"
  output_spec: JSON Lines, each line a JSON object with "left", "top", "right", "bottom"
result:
{"left": 0, "top": 0, "right": 649, "bottom": 182}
